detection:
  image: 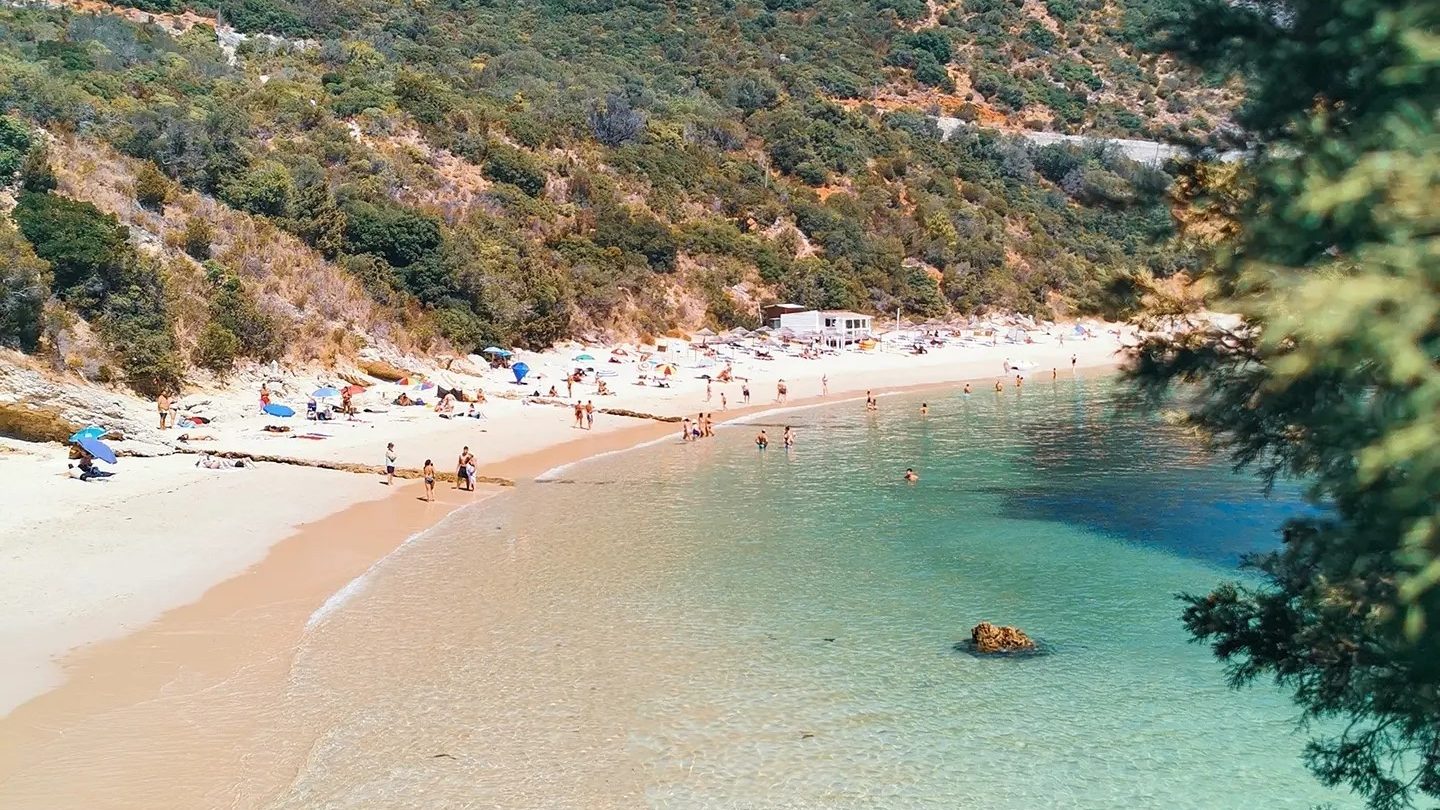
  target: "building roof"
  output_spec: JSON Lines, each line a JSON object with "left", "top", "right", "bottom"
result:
{"left": 819, "top": 310, "right": 872, "bottom": 319}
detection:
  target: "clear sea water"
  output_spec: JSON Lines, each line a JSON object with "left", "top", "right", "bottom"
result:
{"left": 260, "top": 377, "right": 1350, "bottom": 808}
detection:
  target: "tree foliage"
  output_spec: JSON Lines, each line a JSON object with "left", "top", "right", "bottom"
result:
{"left": 1129, "top": 0, "right": 1440, "bottom": 805}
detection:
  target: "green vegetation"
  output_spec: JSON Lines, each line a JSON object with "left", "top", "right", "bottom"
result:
{"left": 0, "top": 218, "right": 50, "bottom": 352}
{"left": 0, "top": 0, "right": 1215, "bottom": 385}
{"left": 1130, "top": 0, "right": 1440, "bottom": 805}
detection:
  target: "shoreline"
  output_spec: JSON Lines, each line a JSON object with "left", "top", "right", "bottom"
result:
{"left": 0, "top": 346, "right": 1125, "bottom": 807}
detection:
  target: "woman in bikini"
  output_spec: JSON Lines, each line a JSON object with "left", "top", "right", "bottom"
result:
{"left": 422, "top": 459, "right": 435, "bottom": 501}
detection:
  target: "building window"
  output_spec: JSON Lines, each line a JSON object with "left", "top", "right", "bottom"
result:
{"left": 824, "top": 317, "right": 837, "bottom": 328}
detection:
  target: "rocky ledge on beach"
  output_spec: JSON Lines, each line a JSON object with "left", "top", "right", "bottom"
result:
{"left": 969, "top": 622, "right": 1037, "bottom": 654}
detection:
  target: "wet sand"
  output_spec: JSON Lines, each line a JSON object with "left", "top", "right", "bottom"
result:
{"left": 0, "top": 364, "right": 1119, "bottom": 808}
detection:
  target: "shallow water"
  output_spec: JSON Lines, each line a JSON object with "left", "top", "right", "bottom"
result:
{"left": 259, "top": 378, "right": 1349, "bottom": 808}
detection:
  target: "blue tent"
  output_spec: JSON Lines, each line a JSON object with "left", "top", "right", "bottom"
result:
{"left": 262, "top": 403, "right": 295, "bottom": 417}
{"left": 512, "top": 362, "right": 530, "bottom": 383}
{"left": 78, "top": 437, "right": 117, "bottom": 464}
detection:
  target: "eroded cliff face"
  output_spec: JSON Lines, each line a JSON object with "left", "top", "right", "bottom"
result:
{"left": 0, "top": 353, "right": 158, "bottom": 446}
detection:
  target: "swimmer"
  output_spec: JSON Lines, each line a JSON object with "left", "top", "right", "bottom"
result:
{"left": 904, "top": 468, "right": 919, "bottom": 482}
{"left": 963, "top": 383, "right": 971, "bottom": 395}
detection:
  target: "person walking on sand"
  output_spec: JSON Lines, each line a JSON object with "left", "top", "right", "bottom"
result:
{"left": 682, "top": 417, "right": 692, "bottom": 442}
{"left": 742, "top": 383, "right": 751, "bottom": 404}
{"left": 157, "top": 392, "right": 171, "bottom": 429}
{"left": 573, "top": 401, "right": 584, "bottom": 428}
{"left": 566, "top": 377, "right": 574, "bottom": 398}
{"left": 259, "top": 383, "right": 271, "bottom": 408}
{"left": 821, "top": 375, "right": 828, "bottom": 396}
{"left": 1071, "top": 353, "right": 1077, "bottom": 371}
{"left": 706, "top": 380, "right": 712, "bottom": 402}
{"left": 384, "top": 442, "right": 397, "bottom": 486}
{"left": 720, "top": 392, "right": 727, "bottom": 411}
{"left": 422, "top": 459, "right": 435, "bottom": 501}
{"left": 776, "top": 379, "right": 788, "bottom": 403}
{"left": 585, "top": 400, "right": 595, "bottom": 430}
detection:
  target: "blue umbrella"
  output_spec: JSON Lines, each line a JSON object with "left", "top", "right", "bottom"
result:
{"left": 512, "top": 362, "right": 530, "bottom": 383}
{"left": 482, "top": 347, "right": 511, "bottom": 356}
{"left": 69, "top": 425, "right": 107, "bottom": 443}
{"left": 263, "top": 403, "right": 295, "bottom": 417}
{"left": 312, "top": 387, "right": 341, "bottom": 399}
{"left": 78, "top": 437, "right": 116, "bottom": 464}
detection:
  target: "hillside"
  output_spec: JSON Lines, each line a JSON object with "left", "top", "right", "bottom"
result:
{"left": 0, "top": 0, "right": 1218, "bottom": 394}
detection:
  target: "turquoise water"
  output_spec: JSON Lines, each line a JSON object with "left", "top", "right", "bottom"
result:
{"left": 262, "top": 378, "right": 1350, "bottom": 808}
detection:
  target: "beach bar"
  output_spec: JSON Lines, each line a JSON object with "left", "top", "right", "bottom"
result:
{"left": 763, "top": 304, "right": 874, "bottom": 346}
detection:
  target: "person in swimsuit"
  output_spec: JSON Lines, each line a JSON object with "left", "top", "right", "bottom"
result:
{"left": 456, "top": 447, "right": 472, "bottom": 490}
{"left": 755, "top": 430, "right": 768, "bottom": 449}
{"left": 384, "top": 442, "right": 397, "bottom": 485}
{"left": 995, "top": 380, "right": 1003, "bottom": 392}
{"left": 157, "top": 392, "right": 171, "bottom": 429}
{"left": 963, "top": 383, "right": 972, "bottom": 395}
{"left": 1015, "top": 374, "right": 1023, "bottom": 388}
{"left": 821, "top": 375, "right": 828, "bottom": 396}
{"left": 720, "top": 392, "right": 727, "bottom": 411}
{"left": 422, "top": 459, "right": 435, "bottom": 501}
{"left": 904, "top": 468, "right": 919, "bottom": 482}
{"left": 573, "top": 401, "right": 584, "bottom": 428}
{"left": 585, "top": 400, "right": 595, "bottom": 430}
{"left": 920, "top": 402, "right": 928, "bottom": 416}
{"left": 682, "top": 417, "right": 692, "bottom": 442}
{"left": 706, "top": 381, "right": 712, "bottom": 402}
{"left": 742, "top": 383, "right": 750, "bottom": 404}
{"left": 776, "top": 380, "right": 787, "bottom": 403}
{"left": 783, "top": 426, "right": 794, "bottom": 448}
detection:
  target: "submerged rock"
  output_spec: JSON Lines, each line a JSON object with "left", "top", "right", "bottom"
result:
{"left": 969, "top": 622, "right": 1037, "bottom": 654}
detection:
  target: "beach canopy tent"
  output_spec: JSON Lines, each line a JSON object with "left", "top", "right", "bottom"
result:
{"left": 263, "top": 403, "right": 295, "bottom": 417}
{"left": 78, "top": 437, "right": 116, "bottom": 464}
{"left": 69, "top": 425, "right": 107, "bottom": 443}
{"left": 512, "top": 362, "right": 530, "bottom": 383}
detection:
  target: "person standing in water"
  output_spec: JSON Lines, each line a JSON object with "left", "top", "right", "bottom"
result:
{"left": 1052, "top": 368, "right": 1058, "bottom": 380}
{"left": 995, "top": 380, "right": 1003, "bottom": 392}
{"left": 783, "top": 426, "right": 794, "bottom": 448}
{"left": 384, "top": 442, "right": 397, "bottom": 486}
{"left": 920, "top": 402, "right": 929, "bottom": 416}
{"left": 422, "top": 459, "right": 435, "bottom": 501}
{"left": 682, "top": 417, "right": 693, "bottom": 442}
{"left": 963, "top": 383, "right": 972, "bottom": 395}
{"left": 904, "top": 468, "right": 919, "bottom": 482}
{"left": 755, "top": 429, "right": 768, "bottom": 449}
{"left": 1015, "top": 374, "right": 1023, "bottom": 389}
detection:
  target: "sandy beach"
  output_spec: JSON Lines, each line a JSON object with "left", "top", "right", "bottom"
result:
{"left": 0, "top": 324, "right": 1129, "bottom": 807}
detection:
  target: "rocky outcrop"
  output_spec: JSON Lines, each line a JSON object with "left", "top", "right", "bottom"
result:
{"left": 0, "top": 355, "right": 158, "bottom": 444}
{"left": 969, "top": 622, "right": 1037, "bottom": 654}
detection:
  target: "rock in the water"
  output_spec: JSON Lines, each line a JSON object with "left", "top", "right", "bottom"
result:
{"left": 970, "top": 622, "right": 1036, "bottom": 654}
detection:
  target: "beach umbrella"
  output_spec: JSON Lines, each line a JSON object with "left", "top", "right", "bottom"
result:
{"left": 69, "top": 425, "right": 107, "bottom": 443}
{"left": 262, "top": 403, "right": 295, "bottom": 417}
{"left": 482, "top": 346, "right": 507, "bottom": 355}
{"left": 312, "top": 387, "right": 341, "bottom": 399}
{"left": 78, "top": 437, "right": 116, "bottom": 464}
{"left": 656, "top": 363, "right": 676, "bottom": 376}
{"left": 573, "top": 353, "right": 597, "bottom": 362}
{"left": 341, "top": 384, "right": 367, "bottom": 397}
{"left": 512, "top": 362, "right": 530, "bottom": 383}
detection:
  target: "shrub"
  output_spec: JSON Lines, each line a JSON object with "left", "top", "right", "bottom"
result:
{"left": 594, "top": 204, "right": 678, "bottom": 272}
{"left": 0, "top": 220, "right": 50, "bottom": 352}
{"left": 341, "top": 197, "right": 443, "bottom": 268}
{"left": 220, "top": 161, "right": 294, "bottom": 217}
{"left": 193, "top": 321, "right": 241, "bottom": 371}
{"left": 902, "top": 29, "right": 953, "bottom": 63}
{"left": 133, "top": 162, "right": 172, "bottom": 210}
{"left": 182, "top": 218, "right": 213, "bottom": 260}
{"left": 0, "top": 116, "right": 33, "bottom": 184}
{"left": 587, "top": 93, "right": 646, "bottom": 147}
{"left": 12, "top": 192, "right": 130, "bottom": 311}
{"left": 19, "top": 144, "right": 57, "bottom": 193}
{"left": 482, "top": 145, "right": 547, "bottom": 197}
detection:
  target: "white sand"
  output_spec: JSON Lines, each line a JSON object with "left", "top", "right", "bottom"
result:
{"left": 0, "top": 323, "right": 1131, "bottom": 716}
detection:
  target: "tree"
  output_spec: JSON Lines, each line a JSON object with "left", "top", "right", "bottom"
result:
{"left": 0, "top": 219, "right": 51, "bottom": 352}
{"left": 12, "top": 191, "right": 131, "bottom": 310}
{"left": 1130, "top": 0, "right": 1440, "bottom": 806}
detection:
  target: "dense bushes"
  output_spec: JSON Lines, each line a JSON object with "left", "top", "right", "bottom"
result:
{"left": 0, "top": 219, "right": 49, "bottom": 352}
{"left": 482, "top": 145, "right": 547, "bottom": 197}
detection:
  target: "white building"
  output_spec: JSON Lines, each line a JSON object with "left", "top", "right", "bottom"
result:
{"left": 763, "top": 305, "right": 874, "bottom": 346}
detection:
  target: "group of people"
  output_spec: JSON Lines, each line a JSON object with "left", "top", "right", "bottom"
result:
{"left": 752, "top": 426, "right": 796, "bottom": 450}
{"left": 682, "top": 413, "right": 718, "bottom": 441}
{"left": 381, "top": 443, "right": 476, "bottom": 502}
{"left": 573, "top": 400, "right": 597, "bottom": 430}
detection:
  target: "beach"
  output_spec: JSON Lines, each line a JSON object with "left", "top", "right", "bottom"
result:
{"left": 0, "top": 325, "right": 1130, "bottom": 807}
